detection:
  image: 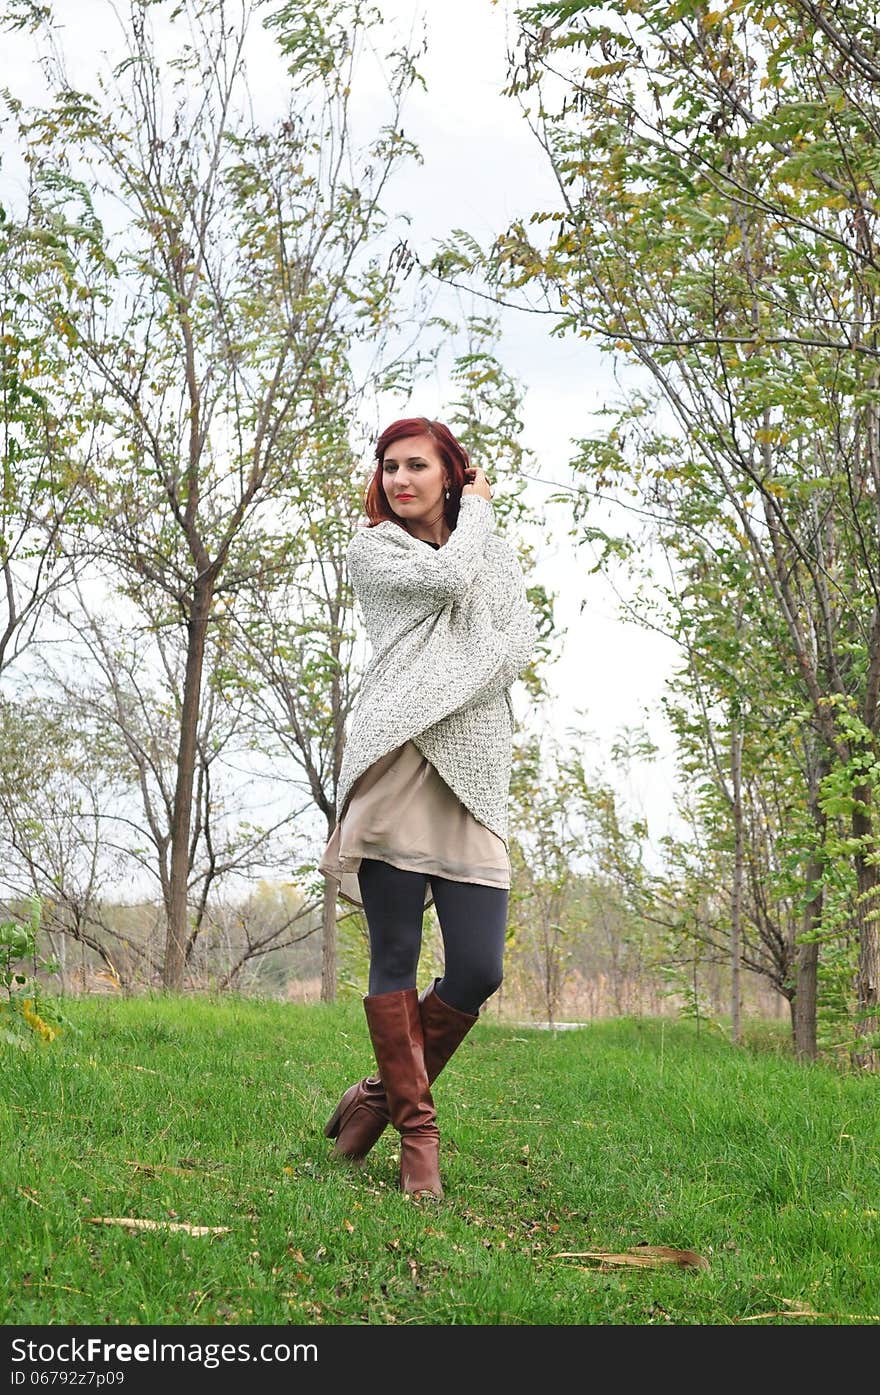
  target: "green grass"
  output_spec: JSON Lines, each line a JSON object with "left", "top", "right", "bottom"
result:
{"left": 3, "top": 996, "right": 879, "bottom": 1325}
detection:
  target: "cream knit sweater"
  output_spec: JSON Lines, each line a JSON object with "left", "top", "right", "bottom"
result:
{"left": 336, "top": 496, "right": 537, "bottom": 844}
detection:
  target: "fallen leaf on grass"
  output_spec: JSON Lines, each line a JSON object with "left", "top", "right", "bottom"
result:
{"left": 554, "top": 1246, "right": 709, "bottom": 1271}
{"left": 85, "top": 1217, "right": 229, "bottom": 1236}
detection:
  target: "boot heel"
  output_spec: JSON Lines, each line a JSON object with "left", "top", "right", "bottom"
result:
{"left": 324, "top": 1077, "right": 390, "bottom": 1157}
{"left": 324, "top": 1081, "right": 358, "bottom": 1138}
{"left": 324, "top": 1101, "right": 344, "bottom": 1139}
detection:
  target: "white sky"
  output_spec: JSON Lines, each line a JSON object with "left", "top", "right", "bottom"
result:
{"left": 1, "top": 0, "right": 688, "bottom": 873}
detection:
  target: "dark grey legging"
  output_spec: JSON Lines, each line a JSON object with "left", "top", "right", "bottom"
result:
{"left": 357, "top": 857, "right": 507, "bottom": 1016}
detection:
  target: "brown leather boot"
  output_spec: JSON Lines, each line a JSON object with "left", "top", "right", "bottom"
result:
{"left": 323, "top": 1074, "right": 387, "bottom": 1157}
{"left": 325, "top": 979, "right": 478, "bottom": 1160}
{"left": 421, "top": 979, "right": 480, "bottom": 1080}
{"left": 362, "top": 987, "right": 442, "bottom": 1198}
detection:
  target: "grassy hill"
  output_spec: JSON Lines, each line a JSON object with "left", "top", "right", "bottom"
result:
{"left": 3, "top": 996, "right": 879, "bottom": 1325}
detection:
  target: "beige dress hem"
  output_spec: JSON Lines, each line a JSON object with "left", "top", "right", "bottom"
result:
{"left": 318, "top": 739, "right": 510, "bottom": 910}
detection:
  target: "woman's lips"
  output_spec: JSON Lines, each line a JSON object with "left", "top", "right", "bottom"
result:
{"left": 396, "top": 494, "right": 414, "bottom": 500}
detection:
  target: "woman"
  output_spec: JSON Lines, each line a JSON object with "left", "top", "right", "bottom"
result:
{"left": 319, "top": 416, "right": 537, "bottom": 1200}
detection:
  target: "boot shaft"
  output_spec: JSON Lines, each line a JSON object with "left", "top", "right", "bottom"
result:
{"left": 363, "top": 988, "right": 437, "bottom": 1136}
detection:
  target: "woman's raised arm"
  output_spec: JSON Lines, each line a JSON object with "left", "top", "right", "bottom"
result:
{"left": 346, "top": 496, "right": 495, "bottom": 613}
{"left": 457, "top": 560, "right": 538, "bottom": 706}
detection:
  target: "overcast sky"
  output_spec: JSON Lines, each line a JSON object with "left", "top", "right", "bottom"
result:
{"left": 2, "top": 1, "right": 688, "bottom": 869}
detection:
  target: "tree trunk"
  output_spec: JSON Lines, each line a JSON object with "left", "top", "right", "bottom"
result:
{"left": 163, "top": 591, "right": 212, "bottom": 991}
{"left": 792, "top": 753, "right": 830, "bottom": 1059}
{"left": 853, "top": 781, "right": 880, "bottom": 1069}
{"left": 320, "top": 874, "right": 337, "bottom": 1003}
{"left": 48, "top": 929, "right": 69, "bottom": 995}
{"left": 793, "top": 847, "right": 823, "bottom": 1061}
{"left": 544, "top": 933, "right": 554, "bottom": 1026}
{"left": 730, "top": 723, "right": 743, "bottom": 1045}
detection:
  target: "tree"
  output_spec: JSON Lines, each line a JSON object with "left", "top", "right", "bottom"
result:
{"left": 223, "top": 433, "right": 364, "bottom": 1003}
{"left": 4, "top": 0, "right": 425, "bottom": 989}
{"left": 435, "top": 0, "right": 880, "bottom": 1066}
{"left": 46, "top": 584, "right": 312, "bottom": 979}
{"left": 0, "top": 695, "right": 127, "bottom": 988}
{"left": 508, "top": 732, "right": 582, "bottom": 1024}
{"left": 0, "top": 196, "right": 87, "bottom": 679}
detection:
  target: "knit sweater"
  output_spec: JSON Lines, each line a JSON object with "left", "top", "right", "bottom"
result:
{"left": 337, "top": 495, "right": 538, "bottom": 843}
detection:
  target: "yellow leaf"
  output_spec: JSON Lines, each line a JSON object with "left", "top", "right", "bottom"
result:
{"left": 584, "top": 60, "right": 628, "bottom": 78}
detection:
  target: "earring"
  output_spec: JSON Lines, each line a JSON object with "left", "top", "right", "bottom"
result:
{"left": 444, "top": 488, "right": 450, "bottom": 499}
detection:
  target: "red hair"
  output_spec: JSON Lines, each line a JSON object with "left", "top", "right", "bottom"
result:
{"left": 363, "top": 417, "right": 471, "bottom": 530}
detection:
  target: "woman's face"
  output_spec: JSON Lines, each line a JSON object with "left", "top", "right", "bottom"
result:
{"left": 381, "top": 433, "right": 448, "bottom": 524}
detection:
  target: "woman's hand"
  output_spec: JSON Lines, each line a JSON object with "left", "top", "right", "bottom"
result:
{"left": 461, "top": 466, "right": 492, "bottom": 501}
